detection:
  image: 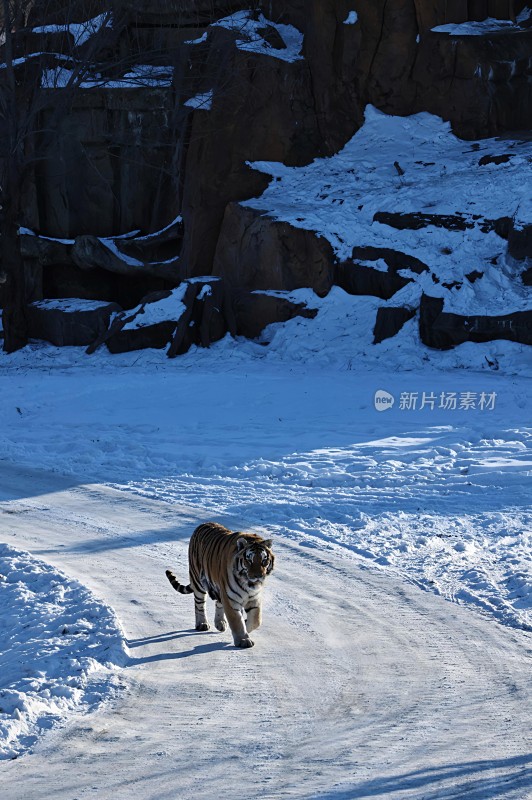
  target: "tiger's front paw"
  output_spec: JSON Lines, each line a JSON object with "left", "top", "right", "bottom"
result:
{"left": 215, "top": 619, "right": 227, "bottom": 632}
{"left": 196, "top": 622, "right": 210, "bottom": 632}
{"left": 235, "top": 636, "right": 254, "bottom": 648}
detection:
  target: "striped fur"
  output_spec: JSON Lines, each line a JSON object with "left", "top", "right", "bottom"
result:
{"left": 166, "top": 522, "right": 274, "bottom": 648}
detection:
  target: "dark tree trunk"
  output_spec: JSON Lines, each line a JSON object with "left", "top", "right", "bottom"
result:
{"left": 1, "top": 195, "right": 28, "bottom": 353}
{"left": 1, "top": 1, "right": 29, "bottom": 352}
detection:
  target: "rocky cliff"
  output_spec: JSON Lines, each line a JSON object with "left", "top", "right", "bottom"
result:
{"left": 2, "top": 0, "right": 531, "bottom": 354}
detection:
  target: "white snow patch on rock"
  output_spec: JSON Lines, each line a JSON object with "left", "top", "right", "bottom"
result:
{"left": 344, "top": 11, "right": 358, "bottom": 25}
{"left": 32, "top": 12, "right": 113, "bottom": 47}
{"left": 184, "top": 90, "right": 213, "bottom": 111}
{"left": 122, "top": 285, "right": 188, "bottom": 330}
{"left": 432, "top": 18, "right": 524, "bottom": 35}
{"left": 212, "top": 11, "right": 304, "bottom": 62}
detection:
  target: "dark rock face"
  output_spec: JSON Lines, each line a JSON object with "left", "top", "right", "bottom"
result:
{"left": 419, "top": 294, "right": 532, "bottom": 349}
{"left": 43, "top": 261, "right": 174, "bottom": 309}
{"left": 373, "top": 306, "right": 417, "bottom": 344}
{"left": 179, "top": 24, "right": 326, "bottom": 279}
{"left": 213, "top": 204, "right": 335, "bottom": 296}
{"left": 231, "top": 290, "right": 318, "bottom": 339}
{"left": 414, "top": 28, "right": 532, "bottom": 138}
{"left": 268, "top": 0, "right": 532, "bottom": 139}
{"left": 7, "top": 0, "right": 532, "bottom": 356}
{"left": 27, "top": 1, "right": 107, "bottom": 26}
{"left": 508, "top": 219, "right": 532, "bottom": 261}
{"left": 114, "top": 0, "right": 250, "bottom": 25}
{"left": 27, "top": 299, "right": 121, "bottom": 347}
{"left": 34, "top": 88, "right": 178, "bottom": 239}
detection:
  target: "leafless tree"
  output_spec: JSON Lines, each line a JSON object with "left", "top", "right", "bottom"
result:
{"left": 0, "top": 0, "right": 122, "bottom": 351}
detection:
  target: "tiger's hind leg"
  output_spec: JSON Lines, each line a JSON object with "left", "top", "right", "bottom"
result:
{"left": 193, "top": 588, "right": 209, "bottom": 632}
{"left": 214, "top": 601, "right": 227, "bottom": 632}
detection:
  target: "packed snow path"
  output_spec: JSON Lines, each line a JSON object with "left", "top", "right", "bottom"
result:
{"left": 0, "top": 464, "right": 530, "bottom": 799}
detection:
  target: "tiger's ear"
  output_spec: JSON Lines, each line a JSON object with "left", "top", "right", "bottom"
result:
{"left": 262, "top": 539, "right": 273, "bottom": 549}
{"left": 236, "top": 537, "right": 248, "bottom": 552}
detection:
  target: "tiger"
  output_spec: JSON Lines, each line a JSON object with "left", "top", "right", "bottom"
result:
{"left": 165, "top": 522, "right": 274, "bottom": 648}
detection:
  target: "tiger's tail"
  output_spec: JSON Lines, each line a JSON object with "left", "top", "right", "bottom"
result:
{"left": 166, "top": 569, "right": 193, "bottom": 594}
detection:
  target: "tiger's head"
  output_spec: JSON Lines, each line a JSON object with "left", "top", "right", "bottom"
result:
{"left": 235, "top": 536, "right": 274, "bottom": 587}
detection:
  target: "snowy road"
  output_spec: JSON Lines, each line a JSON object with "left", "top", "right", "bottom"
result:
{"left": 0, "top": 463, "right": 530, "bottom": 799}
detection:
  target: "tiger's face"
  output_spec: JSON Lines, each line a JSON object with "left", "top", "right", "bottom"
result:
{"left": 236, "top": 537, "right": 274, "bottom": 587}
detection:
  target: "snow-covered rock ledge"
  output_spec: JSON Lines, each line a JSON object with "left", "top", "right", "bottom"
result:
{"left": 0, "top": 544, "right": 127, "bottom": 760}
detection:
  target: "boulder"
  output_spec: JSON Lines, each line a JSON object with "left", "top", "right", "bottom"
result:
{"left": 213, "top": 204, "right": 334, "bottom": 296}
{"left": 20, "top": 233, "right": 73, "bottom": 266}
{"left": 419, "top": 294, "right": 532, "bottom": 349}
{"left": 373, "top": 306, "right": 416, "bottom": 344}
{"left": 508, "top": 220, "right": 532, "bottom": 261}
{"left": 27, "top": 298, "right": 121, "bottom": 346}
{"left": 374, "top": 211, "right": 511, "bottom": 237}
{"left": 72, "top": 235, "right": 182, "bottom": 281}
{"left": 99, "top": 278, "right": 226, "bottom": 355}
{"left": 335, "top": 262, "right": 412, "bottom": 301}
{"left": 104, "top": 285, "right": 195, "bottom": 354}
{"left": 195, "top": 279, "right": 227, "bottom": 348}
{"left": 231, "top": 290, "right": 318, "bottom": 339}
{"left": 335, "top": 246, "right": 427, "bottom": 301}
{"left": 351, "top": 246, "right": 428, "bottom": 275}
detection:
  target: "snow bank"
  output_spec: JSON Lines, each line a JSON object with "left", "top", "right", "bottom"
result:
{"left": 0, "top": 544, "right": 126, "bottom": 760}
